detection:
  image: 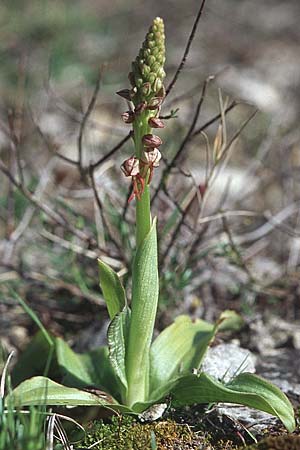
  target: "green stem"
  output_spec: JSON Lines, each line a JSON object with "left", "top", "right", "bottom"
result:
{"left": 125, "top": 110, "right": 158, "bottom": 406}
{"left": 133, "top": 111, "right": 152, "bottom": 247}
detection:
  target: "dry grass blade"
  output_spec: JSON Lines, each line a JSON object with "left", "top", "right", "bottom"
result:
{"left": 46, "top": 414, "right": 56, "bottom": 450}
{"left": 0, "top": 351, "right": 14, "bottom": 399}
{"left": 152, "top": 75, "right": 214, "bottom": 204}
{"left": 166, "top": 0, "right": 207, "bottom": 96}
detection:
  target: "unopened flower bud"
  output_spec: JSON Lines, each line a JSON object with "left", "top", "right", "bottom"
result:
{"left": 135, "top": 101, "right": 147, "bottom": 114}
{"left": 157, "top": 67, "right": 166, "bottom": 79}
{"left": 156, "top": 86, "right": 166, "bottom": 99}
{"left": 142, "top": 133, "right": 162, "bottom": 148}
{"left": 121, "top": 156, "right": 139, "bottom": 177}
{"left": 148, "top": 72, "right": 156, "bottom": 84}
{"left": 141, "top": 82, "right": 151, "bottom": 97}
{"left": 121, "top": 111, "right": 135, "bottom": 124}
{"left": 125, "top": 18, "right": 165, "bottom": 105}
{"left": 146, "top": 97, "right": 163, "bottom": 110}
{"left": 147, "top": 55, "right": 156, "bottom": 67}
{"left": 148, "top": 117, "right": 165, "bottom": 128}
{"left": 136, "top": 78, "right": 143, "bottom": 88}
{"left": 153, "top": 78, "right": 162, "bottom": 94}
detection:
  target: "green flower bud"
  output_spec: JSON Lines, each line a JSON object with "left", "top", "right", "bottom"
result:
{"left": 141, "top": 82, "right": 152, "bottom": 96}
{"left": 153, "top": 78, "right": 162, "bottom": 93}
{"left": 141, "top": 65, "right": 151, "bottom": 77}
{"left": 148, "top": 72, "right": 156, "bottom": 84}
{"left": 147, "top": 55, "right": 156, "bottom": 66}
{"left": 130, "top": 17, "right": 166, "bottom": 103}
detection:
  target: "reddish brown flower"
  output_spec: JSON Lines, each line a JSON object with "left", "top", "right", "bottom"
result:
{"left": 146, "top": 97, "right": 163, "bottom": 110}
{"left": 121, "top": 156, "right": 139, "bottom": 177}
{"left": 148, "top": 117, "right": 165, "bottom": 128}
{"left": 142, "top": 133, "right": 162, "bottom": 148}
{"left": 121, "top": 111, "right": 135, "bottom": 124}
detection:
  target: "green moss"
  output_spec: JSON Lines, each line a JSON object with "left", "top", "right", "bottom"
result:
{"left": 78, "top": 415, "right": 212, "bottom": 450}
{"left": 244, "top": 434, "right": 300, "bottom": 450}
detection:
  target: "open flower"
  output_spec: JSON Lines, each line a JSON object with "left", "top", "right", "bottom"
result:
{"left": 121, "top": 156, "right": 139, "bottom": 177}
{"left": 142, "top": 148, "right": 161, "bottom": 167}
{"left": 141, "top": 148, "right": 162, "bottom": 183}
{"left": 121, "top": 156, "right": 145, "bottom": 202}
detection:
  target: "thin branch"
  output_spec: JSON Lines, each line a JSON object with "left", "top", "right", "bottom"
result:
{"left": 222, "top": 215, "right": 255, "bottom": 282}
{"left": 0, "top": 262, "right": 104, "bottom": 306}
{"left": 192, "top": 100, "right": 239, "bottom": 138}
{"left": 3, "top": 159, "right": 57, "bottom": 265}
{"left": 160, "top": 187, "right": 198, "bottom": 265}
{"left": 89, "top": 165, "right": 127, "bottom": 264}
{"left": 78, "top": 70, "right": 102, "bottom": 174}
{"left": 218, "top": 109, "right": 258, "bottom": 162}
{"left": 235, "top": 203, "right": 300, "bottom": 244}
{"left": 166, "top": 0, "right": 207, "bottom": 96}
{"left": 152, "top": 75, "right": 213, "bottom": 203}
{"left": 54, "top": 131, "right": 131, "bottom": 169}
{"left": 55, "top": 153, "right": 79, "bottom": 165}
{"left": 40, "top": 228, "right": 122, "bottom": 268}
{"left": 90, "top": 132, "right": 131, "bottom": 170}
{"left": 0, "top": 159, "right": 97, "bottom": 247}
{"left": 196, "top": 210, "right": 259, "bottom": 226}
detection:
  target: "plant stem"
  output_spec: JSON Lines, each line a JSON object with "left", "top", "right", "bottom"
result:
{"left": 125, "top": 111, "right": 157, "bottom": 406}
{"left": 123, "top": 16, "right": 165, "bottom": 407}
{"left": 133, "top": 111, "right": 152, "bottom": 247}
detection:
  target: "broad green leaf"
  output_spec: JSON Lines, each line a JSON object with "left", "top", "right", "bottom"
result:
{"left": 126, "top": 218, "right": 159, "bottom": 406}
{"left": 150, "top": 315, "right": 214, "bottom": 394}
{"left": 56, "top": 338, "right": 93, "bottom": 386}
{"left": 171, "top": 372, "right": 296, "bottom": 432}
{"left": 107, "top": 307, "right": 131, "bottom": 396}
{"left": 11, "top": 331, "right": 57, "bottom": 387}
{"left": 149, "top": 310, "right": 242, "bottom": 396}
{"left": 132, "top": 377, "right": 178, "bottom": 414}
{"left": 56, "top": 338, "right": 120, "bottom": 401}
{"left": 98, "top": 259, "right": 126, "bottom": 320}
{"left": 8, "top": 376, "right": 131, "bottom": 412}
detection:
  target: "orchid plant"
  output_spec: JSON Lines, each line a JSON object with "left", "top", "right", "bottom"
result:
{"left": 7, "top": 18, "right": 295, "bottom": 432}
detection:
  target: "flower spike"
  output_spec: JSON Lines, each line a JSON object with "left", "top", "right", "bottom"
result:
{"left": 119, "top": 18, "right": 166, "bottom": 206}
{"left": 129, "top": 17, "right": 166, "bottom": 105}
